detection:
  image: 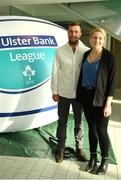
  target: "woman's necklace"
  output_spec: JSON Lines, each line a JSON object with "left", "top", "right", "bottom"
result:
{"left": 88, "top": 50, "right": 102, "bottom": 63}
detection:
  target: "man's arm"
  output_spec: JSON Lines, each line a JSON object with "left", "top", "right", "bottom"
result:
{"left": 51, "top": 50, "right": 60, "bottom": 101}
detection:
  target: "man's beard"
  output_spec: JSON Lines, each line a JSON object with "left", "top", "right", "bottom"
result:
{"left": 69, "top": 39, "right": 79, "bottom": 45}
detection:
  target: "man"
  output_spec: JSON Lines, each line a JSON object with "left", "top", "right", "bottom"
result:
{"left": 51, "top": 22, "right": 89, "bottom": 163}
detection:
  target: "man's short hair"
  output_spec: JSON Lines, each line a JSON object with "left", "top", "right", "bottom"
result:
{"left": 68, "top": 21, "right": 81, "bottom": 28}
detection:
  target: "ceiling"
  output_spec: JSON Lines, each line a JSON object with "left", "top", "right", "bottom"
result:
{"left": 0, "top": 0, "right": 121, "bottom": 41}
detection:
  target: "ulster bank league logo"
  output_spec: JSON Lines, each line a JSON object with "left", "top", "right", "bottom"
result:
{"left": 0, "top": 35, "right": 57, "bottom": 93}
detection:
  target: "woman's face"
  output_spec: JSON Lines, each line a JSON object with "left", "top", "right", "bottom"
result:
{"left": 90, "top": 31, "right": 105, "bottom": 49}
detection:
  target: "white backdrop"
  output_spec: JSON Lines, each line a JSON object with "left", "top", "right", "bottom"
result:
{"left": 0, "top": 16, "right": 68, "bottom": 132}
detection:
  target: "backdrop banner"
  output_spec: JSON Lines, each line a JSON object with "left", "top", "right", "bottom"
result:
{"left": 0, "top": 16, "right": 68, "bottom": 132}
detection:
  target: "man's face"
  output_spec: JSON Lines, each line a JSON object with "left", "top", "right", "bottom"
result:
{"left": 68, "top": 25, "right": 82, "bottom": 45}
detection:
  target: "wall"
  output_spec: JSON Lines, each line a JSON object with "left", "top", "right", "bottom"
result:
{"left": 111, "top": 38, "right": 121, "bottom": 89}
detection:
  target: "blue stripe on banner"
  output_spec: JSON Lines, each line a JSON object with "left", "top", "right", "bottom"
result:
{"left": 0, "top": 35, "right": 57, "bottom": 48}
{"left": 0, "top": 105, "right": 57, "bottom": 117}
{"left": 0, "top": 78, "right": 50, "bottom": 94}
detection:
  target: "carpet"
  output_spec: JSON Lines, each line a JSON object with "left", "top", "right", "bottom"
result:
{"left": 0, "top": 114, "right": 117, "bottom": 164}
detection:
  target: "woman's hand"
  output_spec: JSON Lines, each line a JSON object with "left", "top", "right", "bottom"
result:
{"left": 104, "top": 96, "right": 113, "bottom": 117}
{"left": 103, "top": 105, "right": 112, "bottom": 117}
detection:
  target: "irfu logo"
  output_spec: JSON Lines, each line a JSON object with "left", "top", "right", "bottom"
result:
{"left": 23, "top": 65, "right": 35, "bottom": 81}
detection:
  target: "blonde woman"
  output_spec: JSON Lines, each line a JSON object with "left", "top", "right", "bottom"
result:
{"left": 76, "top": 28, "right": 117, "bottom": 175}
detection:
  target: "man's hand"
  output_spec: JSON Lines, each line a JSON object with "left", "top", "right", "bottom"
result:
{"left": 52, "top": 94, "right": 59, "bottom": 102}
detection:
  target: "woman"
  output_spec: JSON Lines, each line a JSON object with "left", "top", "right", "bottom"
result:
{"left": 76, "top": 27, "right": 117, "bottom": 175}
